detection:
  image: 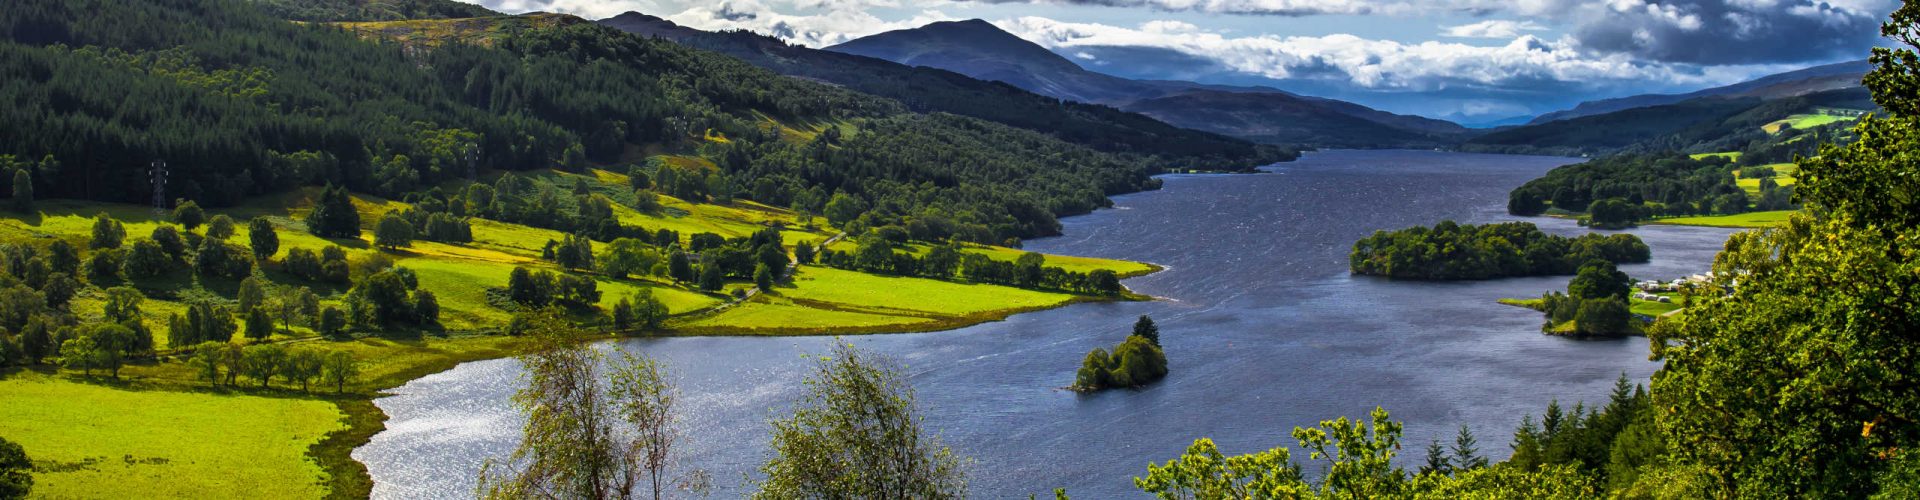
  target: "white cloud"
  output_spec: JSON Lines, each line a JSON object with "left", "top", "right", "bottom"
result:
{"left": 1441, "top": 20, "right": 1548, "bottom": 39}
{"left": 996, "top": 16, "right": 1783, "bottom": 91}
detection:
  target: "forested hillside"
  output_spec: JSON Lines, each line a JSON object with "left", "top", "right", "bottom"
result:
{"left": 598, "top": 13, "right": 1294, "bottom": 170}
{"left": 0, "top": 0, "right": 1197, "bottom": 242}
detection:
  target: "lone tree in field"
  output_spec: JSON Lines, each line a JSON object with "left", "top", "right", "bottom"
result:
{"left": 374, "top": 212, "right": 415, "bottom": 250}
{"left": 477, "top": 309, "right": 701, "bottom": 499}
{"left": 249, "top": 217, "right": 279, "bottom": 261}
{"left": 10, "top": 169, "right": 31, "bottom": 214}
{"left": 754, "top": 344, "right": 966, "bottom": 499}
{"left": 306, "top": 184, "right": 360, "bottom": 239}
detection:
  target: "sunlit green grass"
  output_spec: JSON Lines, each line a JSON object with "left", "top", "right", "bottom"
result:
{"left": 1651, "top": 210, "right": 1795, "bottom": 228}
{"left": 677, "top": 295, "right": 935, "bottom": 332}
{"left": 781, "top": 266, "right": 1075, "bottom": 315}
{"left": 1763, "top": 113, "right": 1855, "bottom": 134}
{"left": 0, "top": 371, "right": 344, "bottom": 499}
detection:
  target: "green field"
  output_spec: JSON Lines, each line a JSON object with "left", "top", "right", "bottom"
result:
{"left": 0, "top": 372, "right": 345, "bottom": 499}
{"left": 1764, "top": 113, "right": 1857, "bottom": 134}
{"left": 1651, "top": 210, "right": 1796, "bottom": 228}
{"left": 1688, "top": 151, "right": 1744, "bottom": 162}
{"left": 0, "top": 155, "right": 1163, "bottom": 497}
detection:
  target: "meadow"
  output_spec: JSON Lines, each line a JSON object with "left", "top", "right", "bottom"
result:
{"left": 0, "top": 371, "right": 346, "bottom": 499}
{"left": 1650, "top": 210, "right": 1795, "bottom": 228}
{"left": 0, "top": 160, "right": 1160, "bottom": 497}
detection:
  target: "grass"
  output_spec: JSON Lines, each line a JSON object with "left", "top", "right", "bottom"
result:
{"left": 1689, "top": 151, "right": 1743, "bottom": 161}
{"left": 677, "top": 295, "right": 936, "bottom": 333}
{"left": 781, "top": 266, "right": 1077, "bottom": 315}
{"left": 1734, "top": 163, "right": 1799, "bottom": 197}
{"left": 0, "top": 160, "right": 1164, "bottom": 496}
{"left": 1631, "top": 297, "right": 1683, "bottom": 317}
{"left": 1763, "top": 113, "right": 1856, "bottom": 134}
{"left": 1650, "top": 210, "right": 1796, "bottom": 228}
{"left": 0, "top": 371, "right": 345, "bottom": 499}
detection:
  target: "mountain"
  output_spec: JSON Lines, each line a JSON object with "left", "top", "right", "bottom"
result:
{"left": 826, "top": 19, "right": 1472, "bottom": 149}
{"left": 1529, "top": 60, "right": 1871, "bottom": 124}
{"left": 2, "top": 0, "right": 1193, "bottom": 240}
{"left": 598, "top": 13, "right": 1290, "bottom": 168}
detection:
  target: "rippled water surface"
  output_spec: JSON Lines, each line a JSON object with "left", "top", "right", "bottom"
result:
{"left": 355, "top": 150, "right": 1739, "bottom": 498}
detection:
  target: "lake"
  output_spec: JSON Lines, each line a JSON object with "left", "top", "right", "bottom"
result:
{"left": 353, "top": 150, "right": 1740, "bottom": 498}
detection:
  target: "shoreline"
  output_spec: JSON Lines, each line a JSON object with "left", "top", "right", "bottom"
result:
{"left": 329, "top": 250, "right": 1171, "bottom": 497}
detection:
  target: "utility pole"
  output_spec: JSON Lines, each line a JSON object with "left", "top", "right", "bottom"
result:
{"left": 150, "top": 159, "right": 168, "bottom": 216}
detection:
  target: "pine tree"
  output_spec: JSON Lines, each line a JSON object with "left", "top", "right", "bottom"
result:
{"left": 1132, "top": 315, "right": 1160, "bottom": 346}
{"left": 10, "top": 169, "right": 31, "bottom": 213}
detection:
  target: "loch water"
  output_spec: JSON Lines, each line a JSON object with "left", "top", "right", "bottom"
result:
{"left": 354, "top": 150, "right": 1740, "bottom": 498}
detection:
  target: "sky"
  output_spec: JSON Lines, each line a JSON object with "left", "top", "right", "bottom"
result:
{"left": 458, "top": 0, "right": 1900, "bottom": 123}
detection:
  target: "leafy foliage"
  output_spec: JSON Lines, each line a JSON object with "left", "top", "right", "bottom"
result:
{"left": 1350, "top": 221, "right": 1650, "bottom": 280}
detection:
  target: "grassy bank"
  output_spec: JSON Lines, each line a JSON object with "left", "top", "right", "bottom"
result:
{"left": 0, "top": 164, "right": 1161, "bottom": 497}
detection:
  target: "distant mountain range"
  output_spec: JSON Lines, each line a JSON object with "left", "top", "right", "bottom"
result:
{"left": 822, "top": 19, "right": 1473, "bottom": 149}
{"left": 599, "top": 13, "right": 1290, "bottom": 166}
{"left": 1527, "top": 60, "right": 1872, "bottom": 125}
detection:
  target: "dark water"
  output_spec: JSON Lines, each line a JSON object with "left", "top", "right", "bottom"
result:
{"left": 354, "top": 150, "right": 1739, "bottom": 498}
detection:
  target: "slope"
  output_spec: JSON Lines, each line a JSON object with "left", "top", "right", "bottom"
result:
{"left": 1529, "top": 60, "right": 1870, "bottom": 124}
{"left": 598, "top": 13, "right": 1292, "bottom": 170}
{"left": 826, "top": 19, "right": 1472, "bottom": 149}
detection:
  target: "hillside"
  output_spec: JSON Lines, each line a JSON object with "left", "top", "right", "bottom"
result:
{"left": 1466, "top": 86, "right": 1874, "bottom": 158}
{"left": 1529, "top": 60, "right": 1870, "bottom": 124}
{"left": 826, "top": 19, "right": 1472, "bottom": 149}
{"left": 0, "top": 0, "right": 1185, "bottom": 496}
{"left": 597, "top": 13, "right": 1294, "bottom": 169}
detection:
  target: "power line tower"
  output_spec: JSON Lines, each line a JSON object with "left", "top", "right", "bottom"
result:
{"left": 149, "top": 159, "right": 168, "bottom": 216}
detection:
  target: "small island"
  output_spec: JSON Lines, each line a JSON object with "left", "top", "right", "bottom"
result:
{"left": 1073, "top": 315, "right": 1168, "bottom": 391}
{"left": 1349, "top": 221, "right": 1649, "bottom": 280}
{"left": 1500, "top": 260, "right": 1642, "bottom": 337}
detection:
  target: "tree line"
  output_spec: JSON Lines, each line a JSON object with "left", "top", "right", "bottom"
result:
{"left": 1350, "top": 221, "right": 1651, "bottom": 280}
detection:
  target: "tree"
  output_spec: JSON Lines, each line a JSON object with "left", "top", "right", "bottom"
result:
{"left": 89, "top": 213, "right": 124, "bottom": 249}
{"left": 1089, "top": 269, "right": 1122, "bottom": 295}
{"left": 667, "top": 252, "right": 695, "bottom": 283}
{"left": 374, "top": 212, "right": 415, "bottom": 249}
{"left": 61, "top": 323, "right": 136, "bottom": 378}
{"left": 1574, "top": 298, "right": 1631, "bottom": 336}
{"left": 698, "top": 264, "right": 724, "bottom": 292}
{"left": 205, "top": 214, "right": 236, "bottom": 240}
{"left": 319, "top": 306, "right": 348, "bottom": 338}
{"left": 610, "top": 351, "right": 683, "bottom": 500}
{"left": 754, "top": 344, "right": 965, "bottom": 499}
{"left": 172, "top": 200, "right": 205, "bottom": 231}
{"left": 125, "top": 239, "right": 172, "bottom": 278}
{"left": 598, "top": 238, "right": 660, "bottom": 279}
{"left": 281, "top": 349, "right": 323, "bottom": 391}
{"left": 824, "top": 193, "right": 867, "bottom": 227}
{"left": 1136, "top": 408, "right": 1413, "bottom": 498}
{"left": 0, "top": 436, "right": 29, "bottom": 499}
{"left": 240, "top": 344, "right": 287, "bottom": 387}
{"left": 248, "top": 217, "right": 279, "bottom": 261}
{"left": 245, "top": 306, "right": 275, "bottom": 341}
{"left": 188, "top": 342, "right": 225, "bottom": 386}
{"left": 754, "top": 263, "right": 775, "bottom": 293}
{"left": 307, "top": 184, "right": 361, "bottom": 239}
{"left": 1132, "top": 315, "right": 1160, "bottom": 346}
{"left": 1452, "top": 426, "right": 1487, "bottom": 470}
{"left": 10, "top": 169, "right": 31, "bottom": 214}
{"left": 477, "top": 310, "right": 699, "bottom": 499}
{"left": 321, "top": 351, "right": 359, "bottom": 394}
{"left": 1567, "top": 260, "right": 1630, "bottom": 300}
{"left": 237, "top": 276, "right": 267, "bottom": 312}
{"left": 1421, "top": 440, "right": 1452, "bottom": 476}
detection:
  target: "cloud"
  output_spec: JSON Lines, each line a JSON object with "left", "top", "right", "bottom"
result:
{"left": 1442, "top": 20, "right": 1548, "bottom": 39}
{"left": 997, "top": 16, "right": 1778, "bottom": 92}
{"left": 968, "top": 0, "right": 1898, "bottom": 64}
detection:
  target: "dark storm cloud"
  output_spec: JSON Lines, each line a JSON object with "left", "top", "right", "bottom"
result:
{"left": 1573, "top": 0, "right": 1893, "bottom": 64}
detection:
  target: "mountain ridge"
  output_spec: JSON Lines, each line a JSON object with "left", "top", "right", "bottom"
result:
{"left": 825, "top": 18, "right": 1473, "bottom": 149}
{"left": 1529, "top": 60, "right": 1871, "bottom": 124}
